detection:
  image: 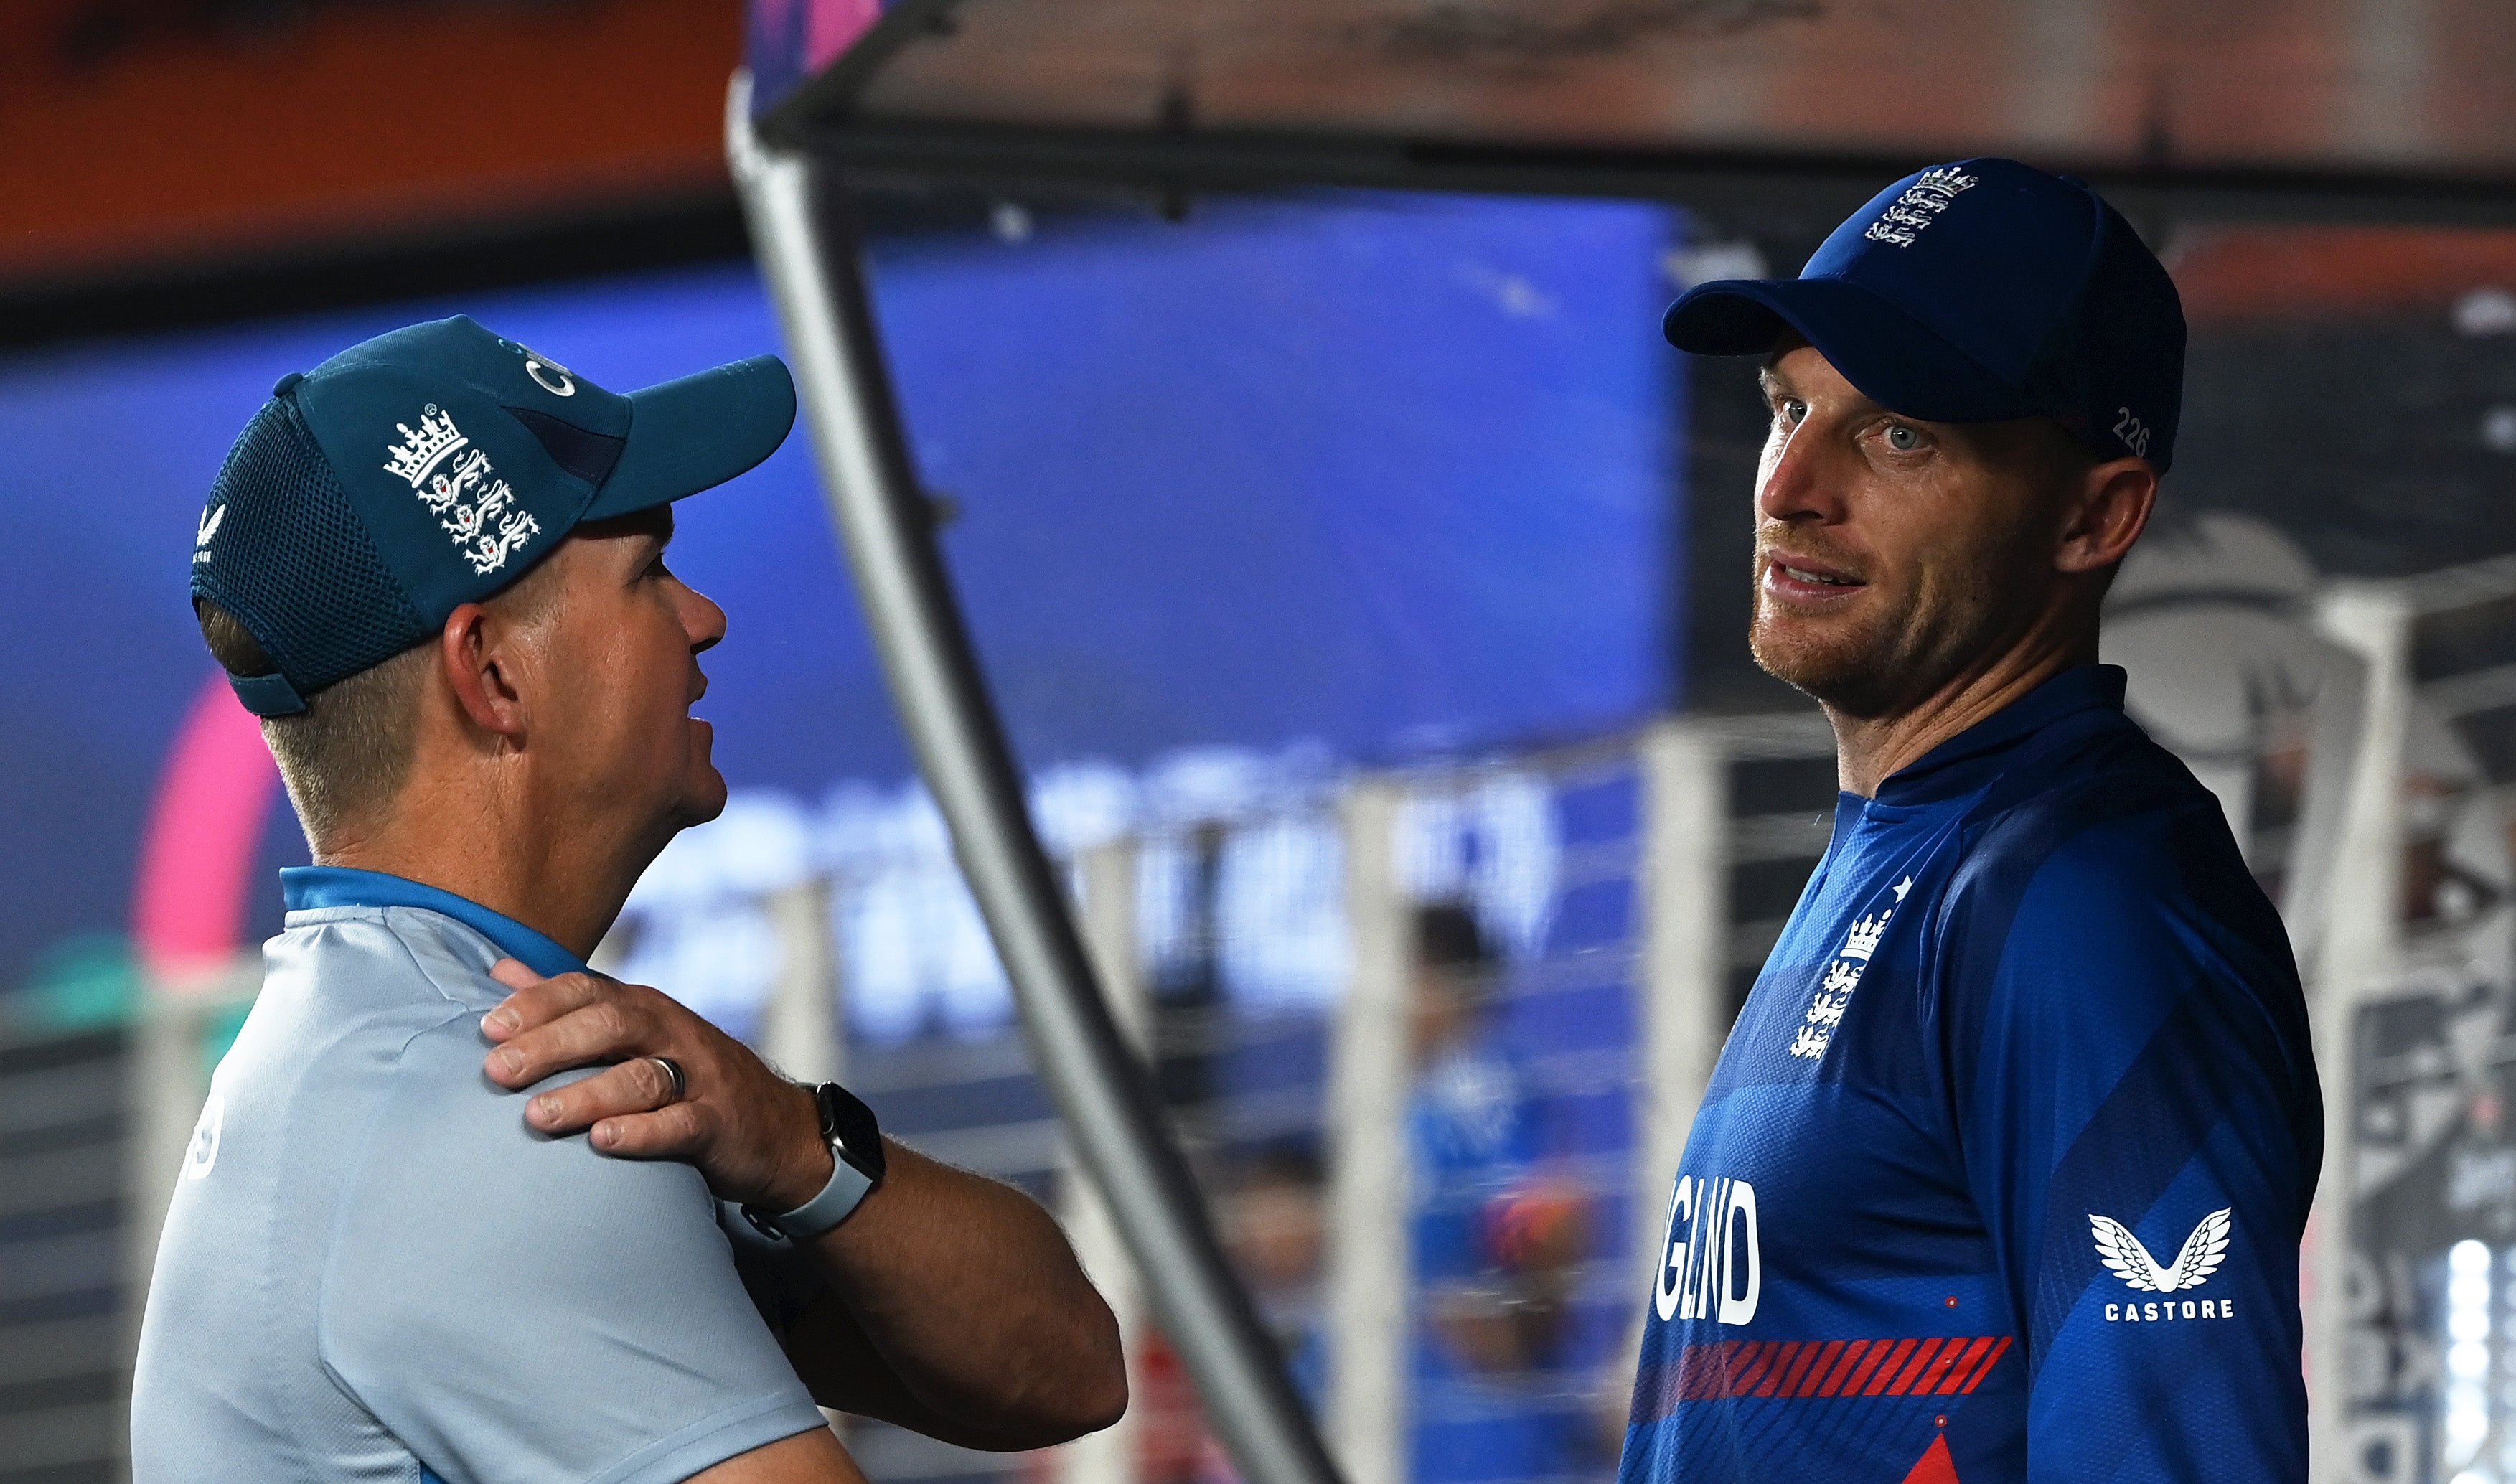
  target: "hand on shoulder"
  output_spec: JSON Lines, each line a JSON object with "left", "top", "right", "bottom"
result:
{"left": 478, "top": 961, "right": 835, "bottom": 1212}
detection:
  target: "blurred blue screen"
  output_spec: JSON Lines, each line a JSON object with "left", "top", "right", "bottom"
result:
{"left": 0, "top": 189, "right": 1681, "bottom": 997}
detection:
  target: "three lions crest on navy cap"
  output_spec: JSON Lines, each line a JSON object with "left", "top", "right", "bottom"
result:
{"left": 190, "top": 316, "right": 795, "bottom": 718}
{"left": 1663, "top": 156, "right": 2186, "bottom": 471}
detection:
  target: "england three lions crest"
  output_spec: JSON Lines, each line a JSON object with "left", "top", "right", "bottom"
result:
{"left": 1786, "top": 874, "right": 1913, "bottom": 1061}
{"left": 384, "top": 405, "right": 541, "bottom": 576}
{"left": 1863, "top": 167, "right": 1980, "bottom": 248}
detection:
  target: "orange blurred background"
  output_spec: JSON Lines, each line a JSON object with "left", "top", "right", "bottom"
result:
{"left": 0, "top": 0, "right": 743, "bottom": 304}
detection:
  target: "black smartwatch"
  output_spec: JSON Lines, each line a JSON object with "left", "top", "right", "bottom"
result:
{"left": 744, "top": 1081, "right": 886, "bottom": 1241}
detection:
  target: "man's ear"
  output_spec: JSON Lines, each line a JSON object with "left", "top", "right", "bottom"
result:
{"left": 439, "top": 601, "right": 526, "bottom": 741}
{"left": 2055, "top": 457, "right": 2159, "bottom": 576}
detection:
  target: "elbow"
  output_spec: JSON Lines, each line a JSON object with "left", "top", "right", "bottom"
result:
{"left": 971, "top": 1365, "right": 1127, "bottom": 1451}
{"left": 1069, "top": 1353, "right": 1130, "bottom": 1439}
{"left": 1038, "top": 1301, "right": 1131, "bottom": 1444}
{"left": 1010, "top": 1296, "right": 1130, "bottom": 1447}
{"left": 1023, "top": 1376, "right": 1127, "bottom": 1447}
{"left": 1079, "top": 1290, "right": 1130, "bottom": 1434}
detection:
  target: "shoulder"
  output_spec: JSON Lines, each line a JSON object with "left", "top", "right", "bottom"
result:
{"left": 318, "top": 991, "right": 727, "bottom": 1350}
{"left": 275, "top": 904, "right": 516, "bottom": 1015}
{"left": 334, "top": 1010, "right": 718, "bottom": 1249}
{"left": 1926, "top": 716, "right": 2296, "bottom": 1011}
{"left": 1941, "top": 715, "right": 2262, "bottom": 947}
{"left": 316, "top": 1011, "right": 752, "bottom": 1410}
{"left": 312, "top": 1027, "right": 814, "bottom": 1480}
{"left": 1926, "top": 718, "right": 2308, "bottom": 1067}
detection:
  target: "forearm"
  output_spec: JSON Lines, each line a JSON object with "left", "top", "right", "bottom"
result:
{"left": 775, "top": 1290, "right": 1059, "bottom": 1451}
{"left": 473, "top": 966, "right": 1126, "bottom": 1447}
{"left": 794, "top": 1141, "right": 1126, "bottom": 1446}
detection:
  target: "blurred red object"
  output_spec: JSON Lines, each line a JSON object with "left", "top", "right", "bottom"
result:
{"left": 1482, "top": 1178, "right": 1585, "bottom": 1272}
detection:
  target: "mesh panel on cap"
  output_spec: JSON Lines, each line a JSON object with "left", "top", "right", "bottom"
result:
{"left": 190, "top": 397, "right": 431, "bottom": 694}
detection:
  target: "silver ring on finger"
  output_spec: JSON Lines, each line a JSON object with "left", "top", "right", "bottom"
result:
{"left": 647, "top": 1056, "right": 687, "bottom": 1106}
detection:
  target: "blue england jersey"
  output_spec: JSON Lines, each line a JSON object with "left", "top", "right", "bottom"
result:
{"left": 1618, "top": 666, "right": 2321, "bottom": 1483}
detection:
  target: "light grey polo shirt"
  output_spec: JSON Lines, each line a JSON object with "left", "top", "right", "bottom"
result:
{"left": 130, "top": 867, "right": 828, "bottom": 1484}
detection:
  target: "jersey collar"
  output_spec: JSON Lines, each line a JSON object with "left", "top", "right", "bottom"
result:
{"left": 1874, "top": 663, "right": 2128, "bottom": 806}
{"left": 280, "top": 866, "right": 586, "bottom": 978}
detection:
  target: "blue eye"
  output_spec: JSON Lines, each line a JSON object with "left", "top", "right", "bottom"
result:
{"left": 1885, "top": 424, "right": 1921, "bottom": 452}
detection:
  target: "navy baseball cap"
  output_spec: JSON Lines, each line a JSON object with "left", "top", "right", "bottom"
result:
{"left": 190, "top": 316, "right": 795, "bottom": 718}
{"left": 1663, "top": 157, "right": 2184, "bottom": 471}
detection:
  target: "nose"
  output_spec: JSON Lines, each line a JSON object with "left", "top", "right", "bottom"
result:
{"left": 677, "top": 578, "right": 727, "bottom": 657}
{"left": 1757, "top": 413, "right": 1847, "bottom": 528}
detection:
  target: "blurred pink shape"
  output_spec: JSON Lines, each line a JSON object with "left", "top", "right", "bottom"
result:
{"left": 809, "top": 0, "right": 883, "bottom": 69}
{"left": 133, "top": 671, "right": 281, "bottom": 983}
{"left": 757, "top": 0, "right": 883, "bottom": 72}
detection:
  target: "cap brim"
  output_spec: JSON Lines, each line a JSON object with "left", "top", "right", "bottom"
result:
{"left": 581, "top": 354, "right": 797, "bottom": 520}
{"left": 1662, "top": 278, "right": 2042, "bottom": 424}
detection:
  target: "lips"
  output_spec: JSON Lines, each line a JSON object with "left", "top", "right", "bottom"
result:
{"left": 1762, "top": 551, "right": 1867, "bottom": 602}
{"left": 1778, "top": 563, "right": 1859, "bottom": 587}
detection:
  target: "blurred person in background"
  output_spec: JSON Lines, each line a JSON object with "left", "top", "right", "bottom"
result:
{"left": 1408, "top": 902, "right": 1590, "bottom": 1484}
{"left": 1220, "top": 1143, "right": 1332, "bottom": 1413}
{"left": 1132, "top": 1145, "right": 1334, "bottom": 1484}
{"left": 131, "top": 318, "right": 1122, "bottom": 1484}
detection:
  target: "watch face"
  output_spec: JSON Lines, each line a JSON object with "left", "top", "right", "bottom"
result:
{"left": 818, "top": 1082, "right": 886, "bottom": 1182}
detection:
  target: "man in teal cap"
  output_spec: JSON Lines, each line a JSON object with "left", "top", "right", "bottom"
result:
{"left": 135, "top": 317, "right": 1126, "bottom": 1483}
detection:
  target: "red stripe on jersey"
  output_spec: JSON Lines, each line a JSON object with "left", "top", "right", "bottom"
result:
{"left": 1861, "top": 1338, "right": 1920, "bottom": 1396}
{"left": 1884, "top": 1338, "right": 1945, "bottom": 1396}
{"left": 1765, "top": 1340, "right": 1808, "bottom": 1397}
{"left": 1933, "top": 1336, "right": 1994, "bottom": 1394}
{"left": 1840, "top": 1338, "right": 1894, "bottom": 1394}
{"left": 1913, "top": 1338, "right": 1968, "bottom": 1394}
{"left": 1749, "top": 1343, "right": 1791, "bottom": 1398}
{"left": 1682, "top": 1340, "right": 1740, "bottom": 1401}
{"left": 1814, "top": 1339, "right": 1868, "bottom": 1396}
{"left": 1793, "top": 1340, "right": 1847, "bottom": 1396}
{"left": 1958, "top": 1335, "right": 2013, "bottom": 1393}
{"left": 1713, "top": 1340, "right": 1757, "bottom": 1399}
{"left": 1733, "top": 1342, "right": 1785, "bottom": 1396}
{"left": 1640, "top": 1335, "right": 2015, "bottom": 1414}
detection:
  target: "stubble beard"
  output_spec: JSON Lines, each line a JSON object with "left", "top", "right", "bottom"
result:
{"left": 1747, "top": 526, "right": 2045, "bottom": 722}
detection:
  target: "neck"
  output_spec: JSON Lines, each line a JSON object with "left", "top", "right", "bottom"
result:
{"left": 1825, "top": 622, "right": 2098, "bottom": 798}
{"left": 315, "top": 769, "right": 656, "bottom": 960}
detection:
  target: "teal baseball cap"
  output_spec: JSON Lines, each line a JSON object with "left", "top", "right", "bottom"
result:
{"left": 189, "top": 316, "right": 795, "bottom": 717}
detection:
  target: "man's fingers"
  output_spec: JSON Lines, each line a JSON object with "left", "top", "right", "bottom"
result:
{"left": 481, "top": 966, "right": 609, "bottom": 1043}
{"left": 484, "top": 989, "right": 652, "bottom": 1088}
{"left": 524, "top": 1056, "right": 684, "bottom": 1134}
{"left": 487, "top": 957, "right": 543, "bottom": 995}
{"left": 588, "top": 1101, "right": 710, "bottom": 1159}
{"left": 479, "top": 967, "right": 535, "bottom": 1043}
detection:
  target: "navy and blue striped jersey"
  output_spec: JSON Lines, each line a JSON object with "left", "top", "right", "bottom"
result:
{"left": 1618, "top": 665, "right": 2321, "bottom": 1483}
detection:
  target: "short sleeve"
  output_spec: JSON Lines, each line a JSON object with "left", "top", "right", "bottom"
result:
{"left": 1937, "top": 802, "right": 2319, "bottom": 1483}
{"left": 320, "top": 1015, "right": 827, "bottom": 1484}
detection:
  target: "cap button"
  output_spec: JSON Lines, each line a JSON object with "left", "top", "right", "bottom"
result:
{"left": 271, "top": 371, "right": 306, "bottom": 396}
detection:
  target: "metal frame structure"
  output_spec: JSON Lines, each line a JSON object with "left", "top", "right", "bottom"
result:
{"left": 728, "top": 79, "right": 1346, "bottom": 1484}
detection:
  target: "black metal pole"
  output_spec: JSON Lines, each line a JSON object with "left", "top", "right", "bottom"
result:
{"left": 729, "top": 75, "right": 1348, "bottom": 1484}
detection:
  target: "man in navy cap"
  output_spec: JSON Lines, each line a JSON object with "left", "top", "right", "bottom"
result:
{"left": 1619, "top": 161, "right": 2319, "bottom": 1481}
{"left": 132, "top": 319, "right": 1125, "bottom": 1483}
